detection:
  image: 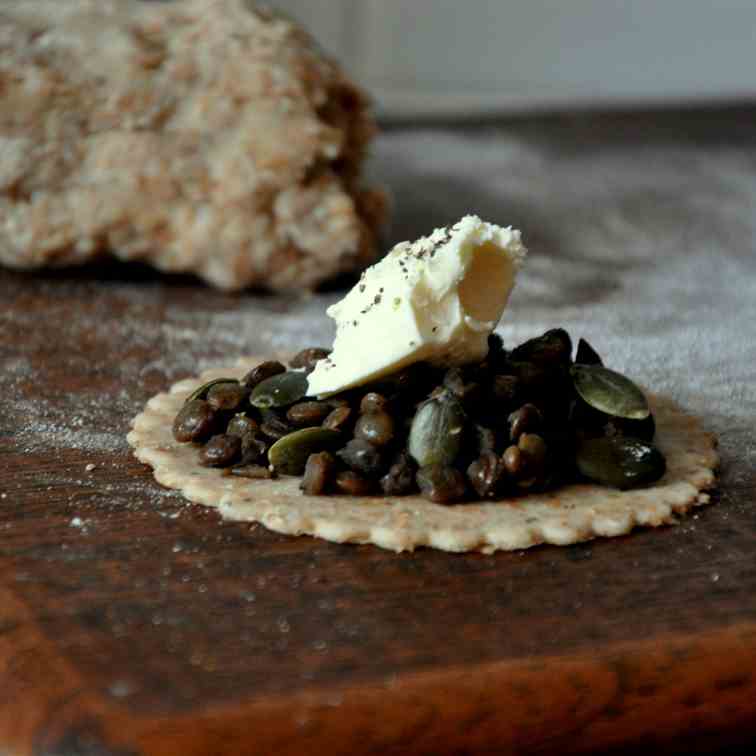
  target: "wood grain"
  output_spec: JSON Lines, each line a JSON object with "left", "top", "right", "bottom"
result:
{"left": 1, "top": 265, "right": 755, "bottom": 756}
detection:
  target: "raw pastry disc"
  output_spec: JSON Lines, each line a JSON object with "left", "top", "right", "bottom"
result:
{"left": 128, "top": 357, "right": 719, "bottom": 553}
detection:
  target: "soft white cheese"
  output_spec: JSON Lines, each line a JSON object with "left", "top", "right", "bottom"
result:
{"left": 307, "top": 215, "right": 527, "bottom": 397}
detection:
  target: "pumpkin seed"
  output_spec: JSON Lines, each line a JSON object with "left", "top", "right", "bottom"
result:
{"left": 511, "top": 328, "right": 572, "bottom": 367}
{"left": 184, "top": 378, "right": 239, "bottom": 405}
{"left": 408, "top": 393, "right": 466, "bottom": 468}
{"left": 575, "top": 436, "right": 666, "bottom": 490}
{"left": 575, "top": 338, "right": 603, "bottom": 366}
{"left": 570, "top": 364, "right": 650, "bottom": 420}
{"left": 250, "top": 371, "right": 309, "bottom": 409}
{"left": 268, "top": 427, "right": 342, "bottom": 475}
{"left": 605, "top": 413, "right": 656, "bottom": 442}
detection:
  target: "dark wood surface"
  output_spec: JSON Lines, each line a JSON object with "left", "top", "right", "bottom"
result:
{"left": 1, "top": 264, "right": 755, "bottom": 756}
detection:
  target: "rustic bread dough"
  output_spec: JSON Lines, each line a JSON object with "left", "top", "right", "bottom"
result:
{"left": 128, "top": 357, "right": 719, "bottom": 554}
{"left": 0, "top": 0, "right": 386, "bottom": 290}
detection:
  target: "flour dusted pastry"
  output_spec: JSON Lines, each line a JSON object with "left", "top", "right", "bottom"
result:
{"left": 0, "top": 0, "right": 386, "bottom": 290}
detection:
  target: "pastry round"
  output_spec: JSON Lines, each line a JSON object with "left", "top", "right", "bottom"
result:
{"left": 128, "top": 357, "right": 719, "bottom": 554}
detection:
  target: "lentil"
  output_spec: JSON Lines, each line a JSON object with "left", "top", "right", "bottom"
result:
{"left": 287, "top": 401, "right": 331, "bottom": 427}
{"left": 173, "top": 399, "right": 218, "bottom": 443}
{"left": 354, "top": 411, "right": 395, "bottom": 447}
{"left": 301, "top": 451, "right": 336, "bottom": 495}
{"left": 242, "top": 360, "right": 286, "bottom": 389}
{"left": 199, "top": 434, "right": 242, "bottom": 467}
{"left": 416, "top": 464, "right": 467, "bottom": 504}
{"left": 337, "top": 438, "right": 385, "bottom": 477}
{"left": 206, "top": 381, "right": 248, "bottom": 412}
{"left": 335, "top": 470, "right": 374, "bottom": 496}
{"left": 290, "top": 347, "right": 330, "bottom": 372}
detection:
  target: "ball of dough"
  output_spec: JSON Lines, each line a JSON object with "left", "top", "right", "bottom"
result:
{"left": 0, "top": 0, "right": 387, "bottom": 290}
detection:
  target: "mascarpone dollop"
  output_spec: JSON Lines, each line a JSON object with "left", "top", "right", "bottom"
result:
{"left": 307, "top": 215, "right": 527, "bottom": 396}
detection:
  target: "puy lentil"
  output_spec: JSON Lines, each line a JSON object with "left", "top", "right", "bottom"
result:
{"left": 337, "top": 438, "right": 385, "bottom": 477}
{"left": 508, "top": 403, "right": 543, "bottom": 442}
{"left": 518, "top": 433, "right": 548, "bottom": 470}
{"left": 443, "top": 367, "right": 481, "bottom": 407}
{"left": 322, "top": 405, "right": 353, "bottom": 432}
{"left": 416, "top": 464, "right": 467, "bottom": 504}
{"left": 226, "top": 414, "right": 259, "bottom": 438}
{"left": 354, "top": 411, "right": 395, "bottom": 447}
{"left": 259, "top": 409, "right": 294, "bottom": 440}
{"left": 242, "top": 361, "right": 286, "bottom": 389}
{"left": 287, "top": 401, "right": 331, "bottom": 427}
{"left": 290, "top": 347, "right": 330, "bottom": 372}
{"left": 360, "top": 392, "right": 389, "bottom": 414}
{"left": 184, "top": 378, "right": 239, "bottom": 405}
{"left": 173, "top": 399, "right": 218, "bottom": 443}
{"left": 474, "top": 424, "right": 497, "bottom": 454}
{"left": 301, "top": 451, "right": 336, "bottom": 495}
{"left": 335, "top": 470, "right": 374, "bottom": 496}
{"left": 491, "top": 374, "right": 520, "bottom": 406}
{"left": 380, "top": 452, "right": 418, "bottom": 496}
{"left": 206, "top": 381, "right": 248, "bottom": 412}
{"left": 199, "top": 434, "right": 242, "bottom": 467}
{"left": 467, "top": 451, "right": 504, "bottom": 498}
{"left": 238, "top": 432, "right": 269, "bottom": 464}
{"left": 502, "top": 445, "right": 526, "bottom": 479}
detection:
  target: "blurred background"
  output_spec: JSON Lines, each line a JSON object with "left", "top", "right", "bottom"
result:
{"left": 270, "top": 0, "right": 756, "bottom": 120}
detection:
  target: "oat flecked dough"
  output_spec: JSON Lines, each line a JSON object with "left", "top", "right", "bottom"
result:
{"left": 0, "top": 0, "right": 387, "bottom": 290}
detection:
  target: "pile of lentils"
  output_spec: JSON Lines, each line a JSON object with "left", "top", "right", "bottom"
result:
{"left": 172, "top": 330, "right": 667, "bottom": 504}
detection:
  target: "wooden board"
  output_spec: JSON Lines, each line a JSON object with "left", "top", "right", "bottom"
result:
{"left": 1, "top": 265, "right": 755, "bottom": 756}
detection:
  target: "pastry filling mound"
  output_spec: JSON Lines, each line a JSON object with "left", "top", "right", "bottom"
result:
{"left": 170, "top": 331, "right": 667, "bottom": 504}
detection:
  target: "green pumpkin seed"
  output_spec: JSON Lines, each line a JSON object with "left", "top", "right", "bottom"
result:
{"left": 408, "top": 393, "right": 466, "bottom": 468}
{"left": 570, "top": 364, "right": 650, "bottom": 420}
{"left": 575, "top": 338, "right": 603, "bottom": 366}
{"left": 250, "top": 371, "right": 309, "bottom": 409}
{"left": 268, "top": 427, "right": 342, "bottom": 475}
{"left": 606, "top": 413, "right": 656, "bottom": 442}
{"left": 184, "top": 378, "right": 239, "bottom": 405}
{"left": 575, "top": 436, "right": 666, "bottom": 490}
{"left": 511, "top": 328, "right": 572, "bottom": 367}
